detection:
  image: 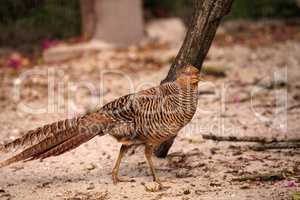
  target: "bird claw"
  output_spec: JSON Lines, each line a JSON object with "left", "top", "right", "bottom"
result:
{"left": 144, "top": 181, "right": 162, "bottom": 192}
{"left": 112, "top": 175, "right": 135, "bottom": 185}
{"left": 144, "top": 179, "right": 171, "bottom": 192}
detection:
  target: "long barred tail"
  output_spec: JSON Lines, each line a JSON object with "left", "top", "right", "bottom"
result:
{"left": 0, "top": 112, "right": 111, "bottom": 168}
{"left": 0, "top": 118, "right": 80, "bottom": 153}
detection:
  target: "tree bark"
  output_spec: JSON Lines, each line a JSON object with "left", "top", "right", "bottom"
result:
{"left": 80, "top": 0, "right": 96, "bottom": 39}
{"left": 155, "top": 0, "right": 234, "bottom": 158}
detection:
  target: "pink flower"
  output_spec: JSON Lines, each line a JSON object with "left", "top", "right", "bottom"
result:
{"left": 7, "top": 54, "right": 22, "bottom": 69}
{"left": 42, "top": 39, "right": 59, "bottom": 50}
{"left": 282, "top": 180, "right": 297, "bottom": 188}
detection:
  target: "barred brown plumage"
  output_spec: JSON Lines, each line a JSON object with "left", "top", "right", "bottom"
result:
{"left": 0, "top": 65, "right": 201, "bottom": 185}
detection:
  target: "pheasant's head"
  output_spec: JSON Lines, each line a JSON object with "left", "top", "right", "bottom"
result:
{"left": 176, "top": 65, "right": 201, "bottom": 86}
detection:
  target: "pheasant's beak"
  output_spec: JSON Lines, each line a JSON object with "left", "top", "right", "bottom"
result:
{"left": 197, "top": 74, "right": 202, "bottom": 81}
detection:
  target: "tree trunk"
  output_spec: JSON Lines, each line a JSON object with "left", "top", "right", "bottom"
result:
{"left": 80, "top": 0, "right": 144, "bottom": 46}
{"left": 155, "top": 0, "right": 234, "bottom": 158}
{"left": 296, "top": 0, "right": 300, "bottom": 8}
{"left": 80, "top": 0, "right": 96, "bottom": 40}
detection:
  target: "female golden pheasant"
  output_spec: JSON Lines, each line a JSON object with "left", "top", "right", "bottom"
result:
{"left": 0, "top": 65, "right": 201, "bottom": 185}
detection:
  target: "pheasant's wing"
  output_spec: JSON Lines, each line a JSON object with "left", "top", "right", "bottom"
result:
{"left": 99, "top": 86, "right": 165, "bottom": 140}
{"left": 101, "top": 94, "right": 136, "bottom": 121}
{"left": 100, "top": 85, "right": 164, "bottom": 121}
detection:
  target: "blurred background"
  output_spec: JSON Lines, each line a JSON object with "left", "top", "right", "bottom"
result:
{"left": 0, "top": 1, "right": 300, "bottom": 199}
{"left": 0, "top": 0, "right": 300, "bottom": 60}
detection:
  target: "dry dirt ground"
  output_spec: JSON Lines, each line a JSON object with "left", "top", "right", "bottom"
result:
{"left": 0, "top": 34, "right": 300, "bottom": 199}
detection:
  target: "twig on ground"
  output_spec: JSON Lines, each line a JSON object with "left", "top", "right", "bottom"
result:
{"left": 202, "top": 134, "right": 300, "bottom": 150}
{"left": 288, "top": 104, "right": 300, "bottom": 111}
{"left": 232, "top": 172, "right": 286, "bottom": 182}
{"left": 249, "top": 142, "right": 300, "bottom": 151}
{"left": 202, "top": 134, "right": 300, "bottom": 143}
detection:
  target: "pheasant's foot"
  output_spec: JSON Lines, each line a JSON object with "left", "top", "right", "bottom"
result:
{"left": 144, "top": 181, "right": 162, "bottom": 192}
{"left": 112, "top": 175, "right": 135, "bottom": 185}
{"left": 144, "top": 179, "right": 171, "bottom": 192}
{"left": 154, "top": 178, "right": 162, "bottom": 187}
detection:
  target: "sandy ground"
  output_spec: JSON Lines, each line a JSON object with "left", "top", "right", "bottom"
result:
{"left": 0, "top": 39, "right": 300, "bottom": 199}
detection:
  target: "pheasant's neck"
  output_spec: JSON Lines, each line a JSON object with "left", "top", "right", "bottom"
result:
{"left": 172, "top": 82, "right": 198, "bottom": 124}
{"left": 164, "top": 81, "right": 198, "bottom": 102}
{"left": 174, "top": 82, "right": 199, "bottom": 108}
{"left": 177, "top": 82, "right": 198, "bottom": 96}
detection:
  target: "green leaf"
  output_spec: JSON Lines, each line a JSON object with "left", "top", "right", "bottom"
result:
{"left": 292, "top": 192, "right": 300, "bottom": 200}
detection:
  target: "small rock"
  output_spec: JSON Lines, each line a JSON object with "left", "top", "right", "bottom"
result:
{"left": 189, "top": 162, "right": 205, "bottom": 168}
{"left": 294, "top": 94, "right": 300, "bottom": 101}
{"left": 36, "top": 181, "right": 52, "bottom": 189}
{"left": 87, "top": 183, "right": 95, "bottom": 190}
{"left": 232, "top": 151, "right": 243, "bottom": 156}
{"left": 84, "top": 163, "right": 97, "bottom": 171}
{"left": 195, "top": 189, "right": 205, "bottom": 195}
{"left": 210, "top": 182, "right": 221, "bottom": 187}
{"left": 0, "top": 193, "right": 11, "bottom": 199}
{"left": 210, "top": 147, "right": 219, "bottom": 155}
{"left": 183, "top": 189, "right": 191, "bottom": 195}
{"left": 240, "top": 184, "right": 250, "bottom": 189}
{"left": 55, "top": 193, "right": 63, "bottom": 197}
{"left": 258, "top": 78, "right": 288, "bottom": 90}
{"left": 42, "top": 182, "right": 51, "bottom": 188}
{"left": 176, "top": 169, "right": 193, "bottom": 178}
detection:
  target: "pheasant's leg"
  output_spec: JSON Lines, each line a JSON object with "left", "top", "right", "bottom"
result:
{"left": 112, "top": 145, "right": 131, "bottom": 184}
{"left": 145, "top": 145, "right": 161, "bottom": 185}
